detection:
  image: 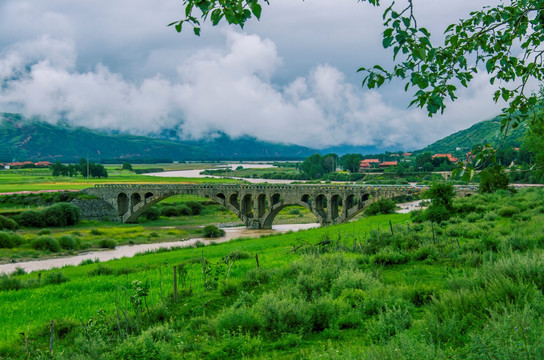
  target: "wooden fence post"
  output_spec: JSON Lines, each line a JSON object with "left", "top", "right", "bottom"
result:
{"left": 173, "top": 266, "right": 178, "bottom": 302}
{"left": 49, "top": 321, "right": 54, "bottom": 356}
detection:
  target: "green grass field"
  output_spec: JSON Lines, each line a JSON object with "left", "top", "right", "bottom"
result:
{"left": 0, "top": 165, "right": 242, "bottom": 193}
{"left": 1, "top": 183, "right": 544, "bottom": 359}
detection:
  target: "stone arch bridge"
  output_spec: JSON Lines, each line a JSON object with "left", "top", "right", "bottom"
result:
{"left": 81, "top": 183, "right": 431, "bottom": 229}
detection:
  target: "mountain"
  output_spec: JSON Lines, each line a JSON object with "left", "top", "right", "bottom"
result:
{"left": 0, "top": 113, "right": 314, "bottom": 162}
{"left": 418, "top": 117, "right": 527, "bottom": 156}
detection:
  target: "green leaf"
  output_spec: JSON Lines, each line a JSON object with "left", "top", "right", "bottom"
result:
{"left": 251, "top": 3, "right": 262, "bottom": 19}
{"left": 193, "top": 27, "right": 201, "bottom": 36}
{"left": 382, "top": 37, "right": 394, "bottom": 48}
{"left": 175, "top": 21, "right": 183, "bottom": 33}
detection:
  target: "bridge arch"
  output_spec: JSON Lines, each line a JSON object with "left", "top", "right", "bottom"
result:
{"left": 131, "top": 193, "right": 142, "bottom": 208}
{"left": 117, "top": 193, "right": 129, "bottom": 216}
{"left": 261, "top": 200, "right": 322, "bottom": 229}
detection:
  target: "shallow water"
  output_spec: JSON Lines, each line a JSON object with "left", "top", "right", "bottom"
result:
{"left": 0, "top": 223, "right": 318, "bottom": 274}
{"left": 145, "top": 163, "right": 293, "bottom": 184}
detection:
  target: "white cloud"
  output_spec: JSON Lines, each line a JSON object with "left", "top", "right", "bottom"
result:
{"left": 0, "top": 31, "right": 504, "bottom": 150}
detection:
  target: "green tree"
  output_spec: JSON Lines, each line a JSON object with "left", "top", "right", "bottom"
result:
{"left": 480, "top": 165, "right": 510, "bottom": 193}
{"left": 425, "top": 182, "right": 455, "bottom": 224}
{"left": 415, "top": 152, "right": 433, "bottom": 171}
{"left": 340, "top": 153, "right": 363, "bottom": 173}
{"left": 301, "top": 153, "right": 325, "bottom": 179}
{"left": 122, "top": 162, "right": 133, "bottom": 171}
{"left": 322, "top": 153, "right": 338, "bottom": 174}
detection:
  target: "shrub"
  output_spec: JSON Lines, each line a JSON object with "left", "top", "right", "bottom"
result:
{"left": 43, "top": 272, "right": 69, "bottom": 285}
{"left": 465, "top": 307, "right": 544, "bottom": 359}
{"left": 365, "top": 199, "right": 396, "bottom": 216}
{"left": 98, "top": 239, "right": 116, "bottom": 249}
{"left": 144, "top": 207, "right": 161, "bottom": 221}
{"left": 14, "top": 210, "right": 46, "bottom": 228}
{"left": 161, "top": 206, "right": 180, "bottom": 217}
{"left": 90, "top": 229, "right": 104, "bottom": 235}
{"left": 410, "top": 210, "right": 426, "bottom": 223}
{"left": 367, "top": 305, "right": 413, "bottom": 342}
{"left": 498, "top": 206, "right": 520, "bottom": 217}
{"left": 330, "top": 269, "right": 379, "bottom": 297}
{"left": 255, "top": 292, "right": 312, "bottom": 336}
{"left": 59, "top": 236, "right": 77, "bottom": 250}
{"left": 11, "top": 267, "right": 26, "bottom": 276}
{"left": 185, "top": 201, "right": 203, "bottom": 215}
{"left": 43, "top": 203, "right": 80, "bottom": 227}
{"left": 0, "top": 232, "right": 24, "bottom": 248}
{"left": 288, "top": 208, "right": 301, "bottom": 215}
{"left": 371, "top": 249, "right": 409, "bottom": 266}
{"left": 216, "top": 306, "right": 261, "bottom": 334}
{"left": 31, "top": 236, "right": 60, "bottom": 252}
{"left": 178, "top": 205, "right": 192, "bottom": 216}
{"left": 310, "top": 295, "right": 341, "bottom": 331}
{"left": 88, "top": 265, "right": 114, "bottom": 277}
{"left": 0, "top": 215, "right": 18, "bottom": 231}
{"left": 203, "top": 225, "right": 225, "bottom": 238}
{"left": 425, "top": 204, "right": 451, "bottom": 224}
{"left": 0, "top": 274, "right": 24, "bottom": 291}
{"left": 38, "top": 229, "right": 51, "bottom": 235}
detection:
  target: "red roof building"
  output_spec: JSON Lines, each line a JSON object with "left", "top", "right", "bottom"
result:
{"left": 360, "top": 159, "right": 380, "bottom": 169}
{"left": 35, "top": 161, "right": 53, "bottom": 167}
{"left": 379, "top": 161, "right": 398, "bottom": 167}
{"left": 432, "top": 154, "right": 459, "bottom": 163}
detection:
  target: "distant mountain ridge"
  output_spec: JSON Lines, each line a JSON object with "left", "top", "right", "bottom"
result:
{"left": 418, "top": 117, "right": 527, "bottom": 156}
{"left": 0, "top": 113, "right": 314, "bottom": 162}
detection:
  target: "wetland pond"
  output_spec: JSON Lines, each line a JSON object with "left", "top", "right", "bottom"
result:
{"left": 0, "top": 223, "right": 318, "bottom": 275}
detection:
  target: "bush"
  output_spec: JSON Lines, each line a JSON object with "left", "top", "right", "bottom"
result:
{"left": 161, "top": 206, "right": 181, "bottom": 217}
{"left": 288, "top": 208, "right": 301, "bottom": 215}
{"left": 59, "top": 236, "right": 77, "bottom": 250}
{"left": 31, "top": 236, "right": 60, "bottom": 252}
{"left": 365, "top": 199, "right": 396, "bottom": 216}
{"left": 178, "top": 205, "right": 192, "bottom": 216}
{"left": 185, "top": 201, "right": 203, "bottom": 215}
{"left": 14, "top": 210, "right": 45, "bottom": 228}
{"left": 88, "top": 265, "right": 114, "bottom": 277}
{"left": 0, "top": 215, "right": 18, "bottom": 231}
{"left": 43, "top": 272, "right": 69, "bottom": 285}
{"left": 371, "top": 249, "right": 409, "bottom": 266}
{"left": 43, "top": 203, "right": 81, "bottom": 227}
{"left": 144, "top": 207, "right": 161, "bottom": 221}
{"left": 216, "top": 306, "right": 261, "bottom": 334}
{"left": 255, "top": 292, "right": 312, "bottom": 336}
{"left": 14, "top": 203, "right": 80, "bottom": 228}
{"left": 203, "top": 225, "right": 225, "bottom": 238}
{"left": 498, "top": 206, "right": 520, "bottom": 217}
{"left": 98, "top": 239, "right": 116, "bottom": 249}
{"left": 0, "top": 232, "right": 24, "bottom": 249}
{"left": 0, "top": 274, "right": 23, "bottom": 291}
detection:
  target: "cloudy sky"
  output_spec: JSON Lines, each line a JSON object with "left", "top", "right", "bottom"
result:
{"left": 0, "top": 0, "right": 508, "bottom": 150}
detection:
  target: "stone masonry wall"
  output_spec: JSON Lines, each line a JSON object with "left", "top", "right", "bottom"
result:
{"left": 71, "top": 198, "right": 117, "bottom": 221}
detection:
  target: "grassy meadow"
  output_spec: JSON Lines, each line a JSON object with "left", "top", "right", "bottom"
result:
{"left": 1, "top": 187, "right": 544, "bottom": 359}
{"left": 0, "top": 164, "right": 242, "bottom": 193}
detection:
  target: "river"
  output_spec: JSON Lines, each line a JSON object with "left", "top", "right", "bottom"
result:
{"left": 145, "top": 163, "right": 294, "bottom": 184}
{"left": 0, "top": 223, "right": 318, "bottom": 275}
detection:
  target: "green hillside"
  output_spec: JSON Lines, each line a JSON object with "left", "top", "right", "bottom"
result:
{"left": 0, "top": 113, "right": 313, "bottom": 162}
{"left": 419, "top": 117, "right": 527, "bottom": 156}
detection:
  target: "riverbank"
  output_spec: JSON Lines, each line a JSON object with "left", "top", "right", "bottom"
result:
{"left": 0, "top": 223, "right": 318, "bottom": 274}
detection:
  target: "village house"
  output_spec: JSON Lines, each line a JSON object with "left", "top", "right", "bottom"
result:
{"left": 432, "top": 153, "right": 459, "bottom": 163}
{"left": 359, "top": 159, "right": 380, "bottom": 170}
{"left": 379, "top": 161, "right": 398, "bottom": 168}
